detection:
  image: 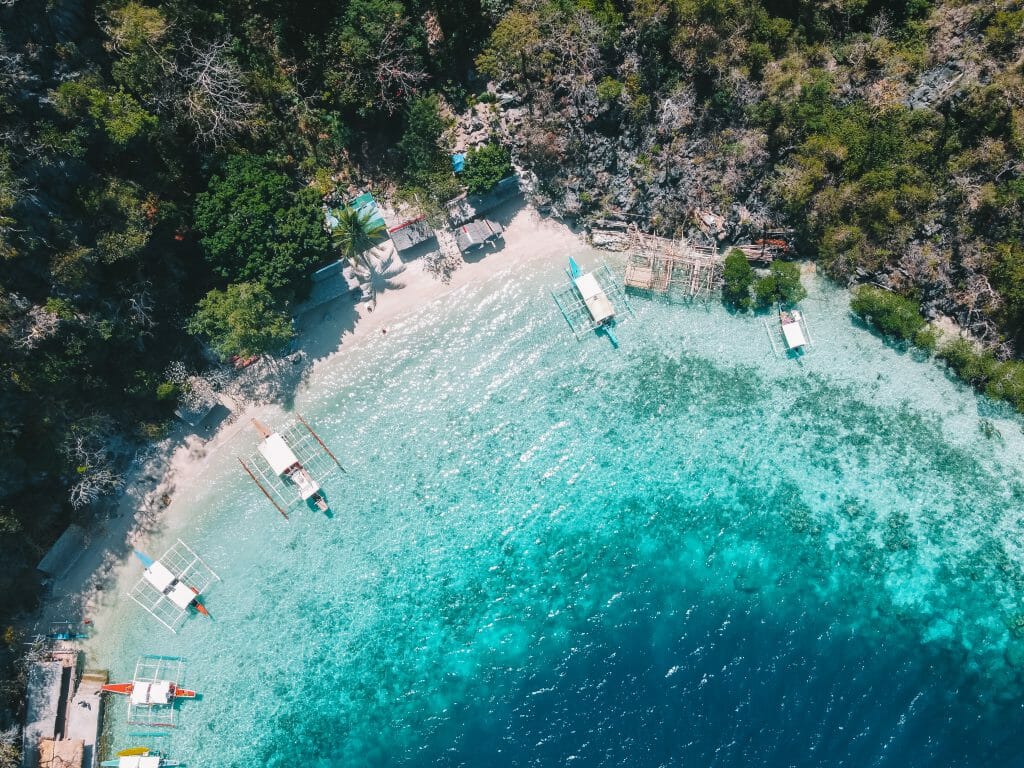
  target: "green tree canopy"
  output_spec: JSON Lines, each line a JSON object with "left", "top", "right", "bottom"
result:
{"left": 755, "top": 261, "right": 807, "bottom": 307}
{"left": 461, "top": 143, "right": 513, "bottom": 195}
{"left": 187, "top": 282, "right": 293, "bottom": 359}
{"left": 722, "top": 249, "right": 755, "bottom": 311}
{"left": 331, "top": 205, "right": 387, "bottom": 271}
{"left": 849, "top": 285, "right": 927, "bottom": 342}
{"left": 194, "top": 154, "right": 329, "bottom": 294}
{"left": 398, "top": 94, "right": 447, "bottom": 186}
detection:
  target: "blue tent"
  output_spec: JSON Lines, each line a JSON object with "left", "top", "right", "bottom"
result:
{"left": 451, "top": 153, "right": 466, "bottom": 173}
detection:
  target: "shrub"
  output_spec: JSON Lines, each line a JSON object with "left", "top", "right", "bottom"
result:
{"left": 461, "top": 143, "right": 513, "bottom": 195}
{"left": 155, "top": 381, "right": 179, "bottom": 401}
{"left": 985, "top": 360, "right": 1024, "bottom": 412}
{"left": 937, "top": 338, "right": 998, "bottom": 385}
{"left": 755, "top": 261, "right": 807, "bottom": 307}
{"left": 399, "top": 94, "right": 447, "bottom": 187}
{"left": 722, "top": 249, "right": 754, "bottom": 311}
{"left": 596, "top": 77, "right": 624, "bottom": 103}
{"left": 849, "top": 285, "right": 926, "bottom": 342}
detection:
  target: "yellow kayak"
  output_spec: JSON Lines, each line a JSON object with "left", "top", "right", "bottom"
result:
{"left": 116, "top": 747, "right": 150, "bottom": 757}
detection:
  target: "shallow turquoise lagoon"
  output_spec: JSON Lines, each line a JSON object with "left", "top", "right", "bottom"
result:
{"left": 92, "top": 251, "right": 1024, "bottom": 766}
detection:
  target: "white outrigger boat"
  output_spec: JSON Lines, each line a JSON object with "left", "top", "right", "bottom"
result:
{"left": 254, "top": 418, "right": 327, "bottom": 511}
{"left": 552, "top": 257, "right": 633, "bottom": 348}
{"left": 101, "top": 747, "right": 180, "bottom": 767}
{"left": 102, "top": 656, "right": 197, "bottom": 728}
{"left": 128, "top": 541, "right": 220, "bottom": 633}
{"left": 239, "top": 415, "right": 344, "bottom": 520}
{"left": 764, "top": 305, "right": 813, "bottom": 357}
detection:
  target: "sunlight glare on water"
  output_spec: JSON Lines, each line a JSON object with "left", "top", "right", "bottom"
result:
{"left": 92, "top": 250, "right": 1024, "bottom": 766}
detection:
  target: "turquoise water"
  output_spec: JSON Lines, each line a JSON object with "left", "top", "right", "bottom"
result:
{"left": 92, "top": 252, "right": 1024, "bottom": 765}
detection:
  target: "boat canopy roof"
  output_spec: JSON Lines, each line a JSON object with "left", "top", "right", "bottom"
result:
{"left": 166, "top": 581, "right": 196, "bottom": 609}
{"left": 118, "top": 756, "right": 162, "bottom": 768}
{"left": 143, "top": 561, "right": 176, "bottom": 592}
{"left": 573, "top": 272, "right": 615, "bottom": 323}
{"left": 257, "top": 433, "right": 300, "bottom": 476}
{"left": 130, "top": 680, "right": 172, "bottom": 706}
{"left": 781, "top": 315, "right": 807, "bottom": 349}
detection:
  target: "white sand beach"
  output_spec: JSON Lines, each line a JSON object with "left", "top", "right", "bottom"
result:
{"left": 31, "top": 204, "right": 587, "bottom": 634}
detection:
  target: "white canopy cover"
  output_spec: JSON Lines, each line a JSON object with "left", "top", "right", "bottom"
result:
{"left": 781, "top": 312, "right": 807, "bottom": 350}
{"left": 573, "top": 273, "right": 615, "bottom": 323}
{"left": 257, "top": 433, "right": 300, "bottom": 476}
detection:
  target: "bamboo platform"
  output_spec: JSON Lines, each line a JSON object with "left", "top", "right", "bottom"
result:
{"left": 623, "top": 226, "right": 721, "bottom": 300}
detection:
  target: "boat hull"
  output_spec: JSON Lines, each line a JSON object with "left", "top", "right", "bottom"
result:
{"left": 101, "top": 682, "right": 197, "bottom": 698}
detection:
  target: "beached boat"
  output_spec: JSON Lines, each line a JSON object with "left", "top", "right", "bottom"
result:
{"left": 239, "top": 414, "right": 345, "bottom": 519}
{"left": 764, "top": 305, "right": 813, "bottom": 357}
{"left": 100, "top": 747, "right": 181, "bottom": 767}
{"left": 779, "top": 309, "right": 808, "bottom": 351}
{"left": 45, "top": 621, "right": 89, "bottom": 641}
{"left": 127, "top": 541, "right": 220, "bottom": 633}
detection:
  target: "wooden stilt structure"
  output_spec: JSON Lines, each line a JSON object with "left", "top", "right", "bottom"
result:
{"left": 623, "top": 225, "right": 720, "bottom": 300}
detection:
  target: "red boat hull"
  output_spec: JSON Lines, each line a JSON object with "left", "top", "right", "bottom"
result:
{"left": 101, "top": 682, "right": 197, "bottom": 698}
{"left": 101, "top": 683, "right": 133, "bottom": 696}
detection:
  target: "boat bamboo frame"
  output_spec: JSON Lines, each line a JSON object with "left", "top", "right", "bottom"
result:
{"left": 240, "top": 415, "right": 343, "bottom": 517}
{"left": 128, "top": 541, "right": 220, "bottom": 633}
{"left": 123, "top": 656, "right": 190, "bottom": 728}
{"left": 552, "top": 263, "right": 634, "bottom": 340}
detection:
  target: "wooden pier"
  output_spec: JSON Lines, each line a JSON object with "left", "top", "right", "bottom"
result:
{"left": 622, "top": 225, "right": 721, "bottom": 300}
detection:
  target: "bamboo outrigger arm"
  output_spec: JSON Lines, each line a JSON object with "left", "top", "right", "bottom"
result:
{"left": 238, "top": 458, "right": 289, "bottom": 520}
{"left": 295, "top": 412, "right": 347, "bottom": 473}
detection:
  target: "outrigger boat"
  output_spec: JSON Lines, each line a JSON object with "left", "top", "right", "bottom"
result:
{"left": 134, "top": 550, "right": 211, "bottom": 618}
{"left": 106, "top": 656, "right": 197, "bottom": 727}
{"left": 127, "top": 540, "right": 219, "bottom": 633}
{"left": 101, "top": 679, "right": 197, "bottom": 701}
{"left": 239, "top": 414, "right": 344, "bottom": 519}
{"left": 253, "top": 419, "right": 329, "bottom": 512}
{"left": 553, "top": 258, "right": 633, "bottom": 348}
{"left": 46, "top": 621, "right": 89, "bottom": 641}
{"left": 100, "top": 747, "right": 181, "bottom": 767}
{"left": 568, "top": 257, "right": 620, "bottom": 347}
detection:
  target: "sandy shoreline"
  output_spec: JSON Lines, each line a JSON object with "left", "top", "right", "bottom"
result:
{"left": 30, "top": 204, "right": 588, "bottom": 637}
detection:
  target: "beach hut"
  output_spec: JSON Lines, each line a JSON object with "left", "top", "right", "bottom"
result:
{"left": 127, "top": 540, "right": 219, "bottom": 633}
{"left": 389, "top": 216, "right": 436, "bottom": 253}
{"left": 455, "top": 219, "right": 503, "bottom": 253}
{"left": 239, "top": 415, "right": 344, "bottom": 519}
{"left": 446, "top": 174, "right": 522, "bottom": 227}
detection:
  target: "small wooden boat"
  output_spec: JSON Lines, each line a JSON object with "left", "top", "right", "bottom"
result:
{"left": 779, "top": 309, "right": 808, "bottom": 352}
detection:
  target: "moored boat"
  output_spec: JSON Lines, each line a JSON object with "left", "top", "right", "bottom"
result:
{"left": 100, "top": 747, "right": 181, "bottom": 767}
{"left": 101, "top": 680, "right": 197, "bottom": 700}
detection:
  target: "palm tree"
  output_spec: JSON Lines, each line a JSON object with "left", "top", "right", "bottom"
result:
{"left": 331, "top": 204, "right": 387, "bottom": 275}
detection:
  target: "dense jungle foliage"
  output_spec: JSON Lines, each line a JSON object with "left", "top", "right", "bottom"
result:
{"left": 0, "top": 0, "right": 1022, "bottom": 732}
